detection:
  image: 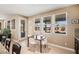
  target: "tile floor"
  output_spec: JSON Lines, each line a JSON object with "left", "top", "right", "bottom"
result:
{"left": 0, "top": 43, "right": 75, "bottom": 54}
{"left": 21, "top": 44, "right": 75, "bottom": 54}
{"left": 0, "top": 43, "right": 9, "bottom": 54}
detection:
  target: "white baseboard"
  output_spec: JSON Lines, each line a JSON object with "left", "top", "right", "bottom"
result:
{"left": 48, "top": 43, "right": 75, "bottom": 52}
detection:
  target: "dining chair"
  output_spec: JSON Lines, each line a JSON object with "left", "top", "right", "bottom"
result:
{"left": 12, "top": 43, "right": 21, "bottom": 54}
{"left": 42, "top": 36, "right": 48, "bottom": 52}
{"left": 29, "top": 35, "right": 37, "bottom": 52}
{"left": 1, "top": 36, "right": 6, "bottom": 46}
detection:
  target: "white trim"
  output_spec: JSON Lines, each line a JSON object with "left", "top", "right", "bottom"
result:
{"left": 48, "top": 43, "right": 75, "bottom": 52}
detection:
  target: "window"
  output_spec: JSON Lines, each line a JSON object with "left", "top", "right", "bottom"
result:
{"left": 7, "top": 21, "right": 10, "bottom": 29}
{"left": 54, "top": 13, "right": 66, "bottom": 34}
{"left": 12, "top": 19, "right": 15, "bottom": 29}
{"left": 21, "top": 20, "right": 25, "bottom": 37}
{"left": 35, "top": 18, "right": 41, "bottom": 31}
{"left": 43, "top": 16, "right": 51, "bottom": 33}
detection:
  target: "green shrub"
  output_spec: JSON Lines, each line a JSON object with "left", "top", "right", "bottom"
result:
{"left": 2, "top": 28, "right": 11, "bottom": 38}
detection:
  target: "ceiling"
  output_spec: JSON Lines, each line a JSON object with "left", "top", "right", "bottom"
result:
{"left": 0, "top": 4, "right": 73, "bottom": 17}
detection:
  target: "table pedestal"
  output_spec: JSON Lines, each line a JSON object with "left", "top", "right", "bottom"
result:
{"left": 39, "top": 40, "right": 42, "bottom": 53}
{"left": 27, "top": 37, "right": 29, "bottom": 47}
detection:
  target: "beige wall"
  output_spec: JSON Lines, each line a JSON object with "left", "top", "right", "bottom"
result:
{"left": 0, "top": 20, "right": 4, "bottom": 31}
{"left": 7, "top": 15, "right": 28, "bottom": 41}
{"left": 8, "top": 15, "right": 28, "bottom": 53}
{"left": 28, "top": 5, "right": 79, "bottom": 49}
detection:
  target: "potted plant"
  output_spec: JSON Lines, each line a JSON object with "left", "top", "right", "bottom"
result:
{"left": 2, "top": 28, "right": 11, "bottom": 38}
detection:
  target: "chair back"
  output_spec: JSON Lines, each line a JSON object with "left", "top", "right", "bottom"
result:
{"left": 12, "top": 43, "right": 21, "bottom": 54}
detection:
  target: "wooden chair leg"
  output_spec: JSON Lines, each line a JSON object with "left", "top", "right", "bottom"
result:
{"left": 43, "top": 44, "right": 48, "bottom": 53}
{"left": 44, "top": 44, "right": 47, "bottom": 48}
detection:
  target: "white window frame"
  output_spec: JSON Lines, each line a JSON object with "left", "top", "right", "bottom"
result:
{"left": 53, "top": 12, "right": 67, "bottom": 35}
{"left": 42, "top": 15, "right": 52, "bottom": 34}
